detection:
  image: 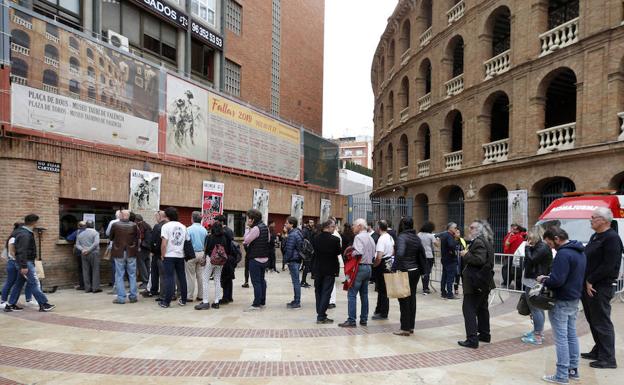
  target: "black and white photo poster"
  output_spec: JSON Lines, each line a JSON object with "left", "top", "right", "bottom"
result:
{"left": 508, "top": 190, "right": 528, "bottom": 229}
{"left": 253, "top": 189, "right": 270, "bottom": 225}
{"left": 291, "top": 195, "right": 304, "bottom": 229}
{"left": 129, "top": 169, "right": 161, "bottom": 224}
{"left": 320, "top": 199, "right": 332, "bottom": 223}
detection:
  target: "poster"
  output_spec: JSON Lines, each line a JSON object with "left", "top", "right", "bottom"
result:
{"left": 9, "top": 9, "right": 159, "bottom": 152}
{"left": 253, "top": 189, "right": 270, "bottom": 225}
{"left": 129, "top": 169, "right": 161, "bottom": 225}
{"left": 508, "top": 190, "right": 528, "bottom": 229}
{"left": 166, "top": 76, "right": 209, "bottom": 161}
{"left": 201, "top": 181, "right": 224, "bottom": 227}
{"left": 291, "top": 195, "right": 304, "bottom": 229}
{"left": 320, "top": 199, "right": 332, "bottom": 223}
{"left": 82, "top": 213, "right": 95, "bottom": 224}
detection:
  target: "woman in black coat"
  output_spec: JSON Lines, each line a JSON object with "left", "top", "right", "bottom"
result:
{"left": 392, "top": 217, "right": 427, "bottom": 336}
{"left": 311, "top": 220, "right": 341, "bottom": 324}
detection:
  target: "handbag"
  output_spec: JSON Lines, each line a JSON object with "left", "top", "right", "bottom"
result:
{"left": 35, "top": 260, "right": 45, "bottom": 279}
{"left": 527, "top": 283, "right": 555, "bottom": 310}
{"left": 102, "top": 244, "right": 112, "bottom": 261}
{"left": 384, "top": 271, "right": 411, "bottom": 298}
{"left": 517, "top": 292, "right": 530, "bottom": 316}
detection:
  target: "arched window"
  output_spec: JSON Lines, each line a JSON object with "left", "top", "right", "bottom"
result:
{"left": 486, "top": 186, "right": 508, "bottom": 253}
{"left": 380, "top": 55, "right": 385, "bottom": 79}
{"left": 548, "top": 0, "right": 579, "bottom": 29}
{"left": 400, "top": 20, "right": 411, "bottom": 53}
{"left": 69, "top": 57, "right": 80, "bottom": 73}
{"left": 11, "top": 29, "right": 30, "bottom": 49}
{"left": 540, "top": 178, "right": 575, "bottom": 211}
{"left": 69, "top": 79, "right": 80, "bottom": 94}
{"left": 387, "top": 91, "right": 395, "bottom": 122}
{"left": 387, "top": 143, "right": 394, "bottom": 173}
{"left": 418, "top": 124, "right": 431, "bottom": 160}
{"left": 11, "top": 57, "right": 28, "bottom": 78}
{"left": 87, "top": 48, "right": 94, "bottom": 60}
{"left": 489, "top": 92, "right": 510, "bottom": 141}
{"left": 399, "top": 77, "right": 409, "bottom": 109}
{"left": 451, "top": 37, "right": 464, "bottom": 77}
{"left": 447, "top": 187, "right": 465, "bottom": 231}
{"left": 388, "top": 39, "right": 395, "bottom": 69}
{"left": 399, "top": 134, "right": 409, "bottom": 167}
{"left": 451, "top": 111, "right": 463, "bottom": 152}
{"left": 43, "top": 69, "right": 58, "bottom": 86}
{"left": 87, "top": 66, "right": 95, "bottom": 79}
{"left": 88, "top": 85, "right": 96, "bottom": 100}
{"left": 69, "top": 36, "right": 79, "bottom": 51}
{"left": 378, "top": 103, "right": 385, "bottom": 130}
{"left": 544, "top": 68, "right": 577, "bottom": 128}
{"left": 489, "top": 7, "right": 511, "bottom": 57}
{"left": 44, "top": 44, "right": 59, "bottom": 60}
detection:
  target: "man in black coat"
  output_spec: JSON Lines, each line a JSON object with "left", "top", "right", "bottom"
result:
{"left": 312, "top": 220, "right": 341, "bottom": 324}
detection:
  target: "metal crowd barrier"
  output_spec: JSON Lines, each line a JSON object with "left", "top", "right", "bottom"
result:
{"left": 615, "top": 256, "right": 624, "bottom": 303}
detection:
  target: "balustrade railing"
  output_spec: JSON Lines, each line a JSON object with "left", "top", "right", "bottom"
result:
{"left": 44, "top": 56, "right": 59, "bottom": 68}
{"left": 10, "top": 74, "right": 27, "bottom": 85}
{"left": 419, "top": 27, "right": 433, "bottom": 47}
{"left": 444, "top": 150, "right": 463, "bottom": 171}
{"left": 417, "top": 160, "right": 430, "bottom": 177}
{"left": 484, "top": 50, "right": 511, "bottom": 79}
{"left": 11, "top": 42, "right": 29, "bottom": 56}
{"left": 482, "top": 139, "right": 509, "bottom": 163}
{"left": 400, "top": 107, "right": 409, "bottom": 122}
{"left": 445, "top": 74, "right": 464, "bottom": 97}
{"left": 537, "top": 122, "right": 576, "bottom": 154}
{"left": 539, "top": 17, "right": 579, "bottom": 56}
{"left": 42, "top": 84, "right": 58, "bottom": 94}
{"left": 45, "top": 32, "right": 60, "bottom": 43}
{"left": 399, "top": 166, "right": 408, "bottom": 181}
{"left": 418, "top": 93, "right": 431, "bottom": 112}
{"left": 447, "top": 0, "right": 465, "bottom": 25}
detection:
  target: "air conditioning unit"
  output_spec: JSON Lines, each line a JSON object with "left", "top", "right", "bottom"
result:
{"left": 107, "top": 30, "right": 129, "bottom": 52}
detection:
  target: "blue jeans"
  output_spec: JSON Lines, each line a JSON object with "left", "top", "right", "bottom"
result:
{"left": 249, "top": 259, "right": 267, "bottom": 307}
{"left": 9, "top": 261, "right": 47, "bottom": 305}
{"left": 287, "top": 262, "right": 301, "bottom": 304}
{"left": 2, "top": 259, "right": 33, "bottom": 302}
{"left": 530, "top": 303, "right": 545, "bottom": 334}
{"left": 441, "top": 263, "right": 457, "bottom": 298}
{"left": 114, "top": 256, "right": 137, "bottom": 303}
{"left": 347, "top": 264, "right": 372, "bottom": 323}
{"left": 548, "top": 299, "right": 580, "bottom": 381}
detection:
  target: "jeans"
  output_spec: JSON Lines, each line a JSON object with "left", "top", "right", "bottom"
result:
{"left": 315, "top": 275, "right": 335, "bottom": 320}
{"left": 398, "top": 270, "right": 420, "bottom": 331}
{"left": 581, "top": 284, "right": 617, "bottom": 365}
{"left": 9, "top": 261, "right": 48, "bottom": 305}
{"left": 347, "top": 264, "right": 372, "bottom": 323}
{"left": 249, "top": 259, "right": 267, "bottom": 307}
{"left": 163, "top": 257, "right": 187, "bottom": 305}
{"left": 244, "top": 256, "right": 250, "bottom": 284}
{"left": 136, "top": 249, "right": 151, "bottom": 284}
{"left": 441, "top": 263, "right": 457, "bottom": 298}
{"left": 421, "top": 258, "right": 434, "bottom": 291}
{"left": 114, "top": 256, "right": 137, "bottom": 303}
{"left": 288, "top": 262, "right": 301, "bottom": 304}
{"left": 2, "top": 259, "right": 32, "bottom": 302}
{"left": 548, "top": 299, "right": 580, "bottom": 381}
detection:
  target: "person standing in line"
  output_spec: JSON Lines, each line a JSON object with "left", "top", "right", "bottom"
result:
{"left": 372, "top": 220, "right": 394, "bottom": 321}
{"left": 282, "top": 216, "right": 303, "bottom": 309}
{"left": 520, "top": 232, "right": 552, "bottom": 345}
{"left": 67, "top": 224, "right": 86, "bottom": 290}
{"left": 418, "top": 221, "right": 437, "bottom": 295}
{"left": 215, "top": 215, "right": 236, "bottom": 304}
{"left": 438, "top": 223, "right": 460, "bottom": 300}
{"left": 105, "top": 210, "right": 121, "bottom": 289}
{"left": 458, "top": 220, "right": 495, "bottom": 349}
{"left": 454, "top": 230, "right": 468, "bottom": 297}
{"left": 279, "top": 226, "right": 288, "bottom": 271}
{"left": 502, "top": 224, "right": 527, "bottom": 289}
{"left": 300, "top": 220, "right": 316, "bottom": 288}
{"left": 76, "top": 220, "right": 101, "bottom": 293}
{"left": 5, "top": 214, "right": 55, "bottom": 312}
{"left": 135, "top": 214, "right": 152, "bottom": 290}
{"left": 312, "top": 220, "right": 341, "bottom": 324}
{"left": 195, "top": 222, "right": 228, "bottom": 310}
{"left": 186, "top": 211, "right": 207, "bottom": 303}
{"left": 109, "top": 210, "right": 139, "bottom": 305}
{"left": 392, "top": 217, "right": 427, "bottom": 336}
{"left": 243, "top": 209, "right": 270, "bottom": 311}
{"left": 339, "top": 218, "right": 375, "bottom": 328}
{"left": 581, "top": 207, "right": 622, "bottom": 369}
{"left": 143, "top": 210, "right": 166, "bottom": 298}
{"left": 328, "top": 217, "right": 343, "bottom": 309}
{"left": 159, "top": 207, "right": 189, "bottom": 308}
{"left": 267, "top": 220, "right": 280, "bottom": 273}
{"left": 537, "top": 227, "right": 586, "bottom": 384}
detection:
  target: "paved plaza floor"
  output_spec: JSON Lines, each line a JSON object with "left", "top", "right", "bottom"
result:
{"left": 0, "top": 269, "right": 622, "bottom": 384}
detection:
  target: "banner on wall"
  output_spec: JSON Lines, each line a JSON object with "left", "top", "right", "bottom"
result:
{"left": 201, "top": 181, "right": 224, "bottom": 227}
{"left": 291, "top": 195, "right": 304, "bottom": 229}
{"left": 253, "top": 189, "right": 270, "bottom": 225}
{"left": 9, "top": 9, "right": 160, "bottom": 152}
{"left": 129, "top": 169, "right": 161, "bottom": 225}
{"left": 508, "top": 190, "right": 528, "bottom": 229}
{"left": 320, "top": 199, "right": 332, "bottom": 223}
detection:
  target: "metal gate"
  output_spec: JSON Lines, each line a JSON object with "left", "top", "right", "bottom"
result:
{"left": 350, "top": 195, "right": 413, "bottom": 229}
{"left": 540, "top": 179, "right": 575, "bottom": 212}
{"left": 488, "top": 187, "right": 508, "bottom": 253}
{"left": 447, "top": 187, "right": 464, "bottom": 231}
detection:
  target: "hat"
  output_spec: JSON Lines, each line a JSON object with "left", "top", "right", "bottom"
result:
{"left": 78, "top": 221, "right": 86, "bottom": 228}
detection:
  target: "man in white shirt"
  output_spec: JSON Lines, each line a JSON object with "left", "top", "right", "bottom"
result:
{"left": 373, "top": 220, "right": 394, "bottom": 320}
{"left": 159, "top": 207, "right": 189, "bottom": 308}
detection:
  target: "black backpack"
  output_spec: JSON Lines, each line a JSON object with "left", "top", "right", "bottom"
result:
{"left": 298, "top": 237, "right": 315, "bottom": 263}
{"left": 230, "top": 239, "right": 242, "bottom": 264}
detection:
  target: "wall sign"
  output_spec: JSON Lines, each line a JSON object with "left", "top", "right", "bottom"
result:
{"left": 36, "top": 161, "right": 61, "bottom": 173}
{"left": 191, "top": 21, "right": 223, "bottom": 50}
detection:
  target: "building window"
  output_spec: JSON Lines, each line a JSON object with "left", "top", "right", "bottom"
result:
{"left": 356, "top": 149, "right": 363, "bottom": 156}
{"left": 34, "top": 0, "right": 82, "bottom": 30}
{"left": 270, "top": 0, "right": 281, "bottom": 115}
{"left": 192, "top": 0, "right": 217, "bottom": 27}
{"left": 224, "top": 59, "right": 241, "bottom": 96}
{"left": 225, "top": 0, "right": 242, "bottom": 35}
{"left": 59, "top": 198, "right": 125, "bottom": 239}
{"left": 191, "top": 38, "right": 215, "bottom": 82}
{"left": 143, "top": 14, "right": 177, "bottom": 62}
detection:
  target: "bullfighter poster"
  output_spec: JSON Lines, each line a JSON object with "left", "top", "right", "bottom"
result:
{"left": 320, "top": 199, "right": 332, "bottom": 223}
{"left": 201, "top": 181, "right": 224, "bottom": 227}
{"left": 508, "top": 190, "right": 528, "bottom": 229}
{"left": 291, "top": 195, "right": 304, "bottom": 229}
{"left": 253, "top": 189, "right": 270, "bottom": 225}
{"left": 129, "top": 169, "right": 161, "bottom": 225}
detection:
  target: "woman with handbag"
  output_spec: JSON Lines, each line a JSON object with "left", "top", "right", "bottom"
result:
{"left": 521, "top": 232, "right": 553, "bottom": 345}
{"left": 195, "top": 222, "right": 228, "bottom": 310}
{"left": 392, "top": 217, "right": 427, "bottom": 336}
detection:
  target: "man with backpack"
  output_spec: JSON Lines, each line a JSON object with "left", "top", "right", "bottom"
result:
{"left": 283, "top": 216, "right": 305, "bottom": 308}
{"left": 215, "top": 215, "right": 238, "bottom": 304}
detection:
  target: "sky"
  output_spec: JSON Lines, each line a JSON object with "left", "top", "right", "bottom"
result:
{"left": 322, "top": 0, "right": 399, "bottom": 139}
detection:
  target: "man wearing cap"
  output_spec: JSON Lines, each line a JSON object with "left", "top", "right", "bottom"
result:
{"left": 76, "top": 220, "right": 101, "bottom": 293}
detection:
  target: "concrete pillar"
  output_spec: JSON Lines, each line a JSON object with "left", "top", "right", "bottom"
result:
{"left": 83, "top": 0, "right": 93, "bottom": 33}
{"left": 529, "top": 1, "right": 549, "bottom": 60}
{"left": 177, "top": 29, "right": 185, "bottom": 74}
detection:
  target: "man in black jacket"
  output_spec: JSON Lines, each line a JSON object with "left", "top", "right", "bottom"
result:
{"left": 392, "top": 217, "right": 427, "bottom": 336}
{"left": 215, "top": 215, "right": 235, "bottom": 304}
{"left": 142, "top": 210, "right": 166, "bottom": 298}
{"left": 312, "top": 220, "right": 341, "bottom": 324}
{"left": 581, "top": 207, "right": 623, "bottom": 369}
{"left": 5, "top": 214, "right": 55, "bottom": 312}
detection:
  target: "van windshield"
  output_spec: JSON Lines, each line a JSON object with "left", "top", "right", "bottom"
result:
{"left": 535, "top": 219, "right": 595, "bottom": 244}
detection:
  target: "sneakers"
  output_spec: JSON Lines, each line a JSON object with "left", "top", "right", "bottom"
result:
{"left": 301, "top": 283, "right": 311, "bottom": 288}
{"left": 194, "top": 302, "right": 211, "bottom": 310}
{"left": 522, "top": 330, "right": 535, "bottom": 339}
{"left": 316, "top": 318, "right": 334, "bottom": 324}
{"left": 158, "top": 301, "right": 170, "bottom": 308}
{"left": 177, "top": 299, "right": 186, "bottom": 306}
{"left": 393, "top": 330, "right": 411, "bottom": 336}
{"left": 542, "top": 375, "right": 569, "bottom": 384}
{"left": 25, "top": 300, "right": 39, "bottom": 307}
{"left": 521, "top": 333, "right": 543, "bottom": 345}
{"left": 4, "top": 304, "right": 24, "bottom": 312}
{"left": 338, "top": 321, "right": 356, "bottom": 328}
{"left": 39, "top": 303, "right": 55, "bottom": 312}
{"left": 359, "top": 320, "right": 368, "bottom": 326}
{"left": 568, "top": 368, "right": 580, "bottom": 381}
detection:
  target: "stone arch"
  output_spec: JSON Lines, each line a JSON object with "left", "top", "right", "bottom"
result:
{"left": 479, "top": 183, "right": 509, "bottom": 252}
{"left": 445, "top": 35, "right": 465, "bottom": 78}
{"left": 537, "top": 67, "right": 577, "bottom": 129}
{"left": 483, "top": 90, "right": 510, "bottom": 142}
{"left": 388, "top": 39, "right": 396, "bottom": 69}
{"left": 399, "top": 76, "right": 410, "bottom": 110}
{"left": 399, "top": 134, "right": 409, "bottom": 168}
{"left": 400, "top": 19, "right": 411, "bottom": 53}
{"left": 532, "top": 176, "right": 576, "bottom": 212}
{"left": 386, "top": 143, "right": 394, "bottom": 174}
{"left": 483, "top": 5, "right": 511, "bottom": 58}
{"left": 609, "top": 172, "right": 624, "bottom": 194}
{"left": 444, "top": 109, "right": 463, "bottom": 152}
{"left": 414, "top": 193, "right": 430, "bottom": 229}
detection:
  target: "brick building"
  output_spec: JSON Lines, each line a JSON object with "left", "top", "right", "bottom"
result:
{"left": 371, "top": 0, "right": 624, "bottom": 249}
{"left": 0, "top": 1, "right": 339, "bottom": 288}
{"left": 334, "top": 136, "right": 373, "bottom": 169}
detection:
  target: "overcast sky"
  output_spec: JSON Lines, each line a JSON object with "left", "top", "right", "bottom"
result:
{"left": 322, "top": 0, "right": 399, "bottom": 139}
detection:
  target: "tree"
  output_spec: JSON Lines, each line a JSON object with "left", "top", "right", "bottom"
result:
{"left": 344, "top": 161, "right": 373, "bottom": 177}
